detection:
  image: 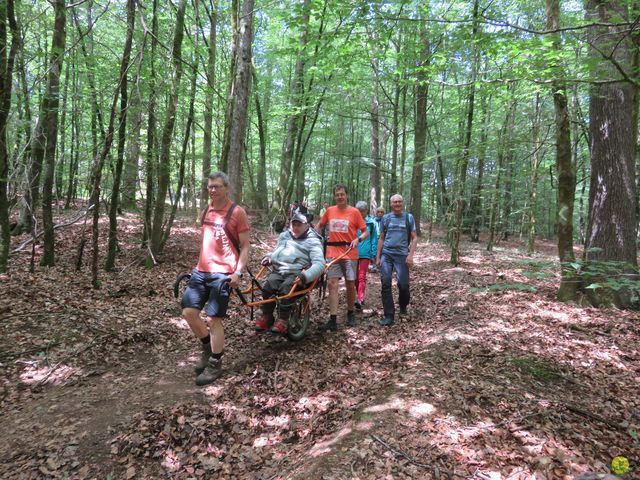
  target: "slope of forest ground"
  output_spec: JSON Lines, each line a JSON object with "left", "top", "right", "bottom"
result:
{"left": 0, "top": 207, "right": 639, "bottom": 480}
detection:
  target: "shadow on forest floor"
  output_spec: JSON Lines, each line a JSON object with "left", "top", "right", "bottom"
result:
{"left": 0, "top": 211, "right": 638, "bottom": 479}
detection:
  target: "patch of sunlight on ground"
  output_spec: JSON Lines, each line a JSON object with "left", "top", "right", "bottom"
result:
{"left": 167, "top": 316, "right": 192, "bottom": 330}
{"left": 363, "top": 394, "right": 436, "bottom": 419}
{"left": 444, "top": 332, "right": 478, "bottom": 342}
{"left": 308, "top": 425, "right": 353, "bottom": 457}
{"left": 20, "top": 364, "right": 82, "bottom": 385}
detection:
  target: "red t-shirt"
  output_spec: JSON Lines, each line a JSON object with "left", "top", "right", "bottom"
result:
{"left": 196, "top": 200, "right": 250, "bottom": 273}
{"left": 320, "top": 206, "right": 366, "bottom": 260}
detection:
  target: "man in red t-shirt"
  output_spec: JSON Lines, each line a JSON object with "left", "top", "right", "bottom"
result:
{"left": 317, "top": 184, "right": 368, "bottom": 330}
{"left": 181, "top": 172, "right": 250, "bottom": 386}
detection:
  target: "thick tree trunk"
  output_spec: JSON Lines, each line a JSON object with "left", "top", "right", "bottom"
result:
{"left": 149, "top": 0, "right": 187, "bottom": 257}
{"left": 224, "top": 0, "right": 254, "bottom": 201}
{"left": 105, "top": 0, "right": 135, "bottom": 271}
{"left": 469, "top": 91, "right": 489, "bottom": 242}
{"left": 40, "top": 0, "right": 66, "bottom": 267}
{"left": 584, "top": 0, "right": 638, "bottom": 308}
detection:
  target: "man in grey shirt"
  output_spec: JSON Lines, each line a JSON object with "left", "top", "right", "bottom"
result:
{"left": 376, "top": 194, "right": 417, "bottom": 326}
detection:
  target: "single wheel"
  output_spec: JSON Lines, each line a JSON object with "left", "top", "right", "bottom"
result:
{"left": 173, "top": 272, "right": 192, "bottom": 302}
{"left": 287, "top": 296, "right": 310, "bottom": 341}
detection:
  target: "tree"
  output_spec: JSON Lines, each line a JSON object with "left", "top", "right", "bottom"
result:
{"left": 583, "top": 0, "right": 638, "bottom": 308}
{"left": 0, "top": 0, "right": 18, "bottom": 272}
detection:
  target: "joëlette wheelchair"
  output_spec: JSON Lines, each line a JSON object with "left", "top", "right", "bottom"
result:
{"left": 173, "top": 248, "right": 352, "bottom": 341}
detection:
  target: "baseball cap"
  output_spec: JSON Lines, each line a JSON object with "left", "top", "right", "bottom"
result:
{"left": 291, "top": 212, "right": 308, "bottom": 224}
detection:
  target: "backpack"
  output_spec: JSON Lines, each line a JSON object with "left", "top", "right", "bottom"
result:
{"left": 200, "top": 202, "right": 240, "bottom": 253}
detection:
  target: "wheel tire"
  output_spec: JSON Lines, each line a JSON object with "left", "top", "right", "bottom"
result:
{"left": 287, "top": 296, "right": 310, "bottom": 341}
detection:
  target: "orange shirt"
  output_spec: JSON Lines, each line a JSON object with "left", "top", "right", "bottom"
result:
{"left": 320, "top": 205, "right": 366, "bottom": 260}
{"left": 196, "top": 200, "right": 250, "bottom": 273}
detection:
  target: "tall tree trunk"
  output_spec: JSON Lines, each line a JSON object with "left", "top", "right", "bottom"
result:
{"left": 121, "top": 55, "right": 143, "bottom": 211}
{"left": 584, "top": 0, "right": 638, "bottom": 308}
{"left": 149, "top": 0, "right": 187, "bottom": 257}
{"left": 527, "top": 93, "right": 542, "bottom": 254}
{"left": 163, "top": 54, "right": 197, "bottom": 248}
{"left": 409, "top": 23, "right": 429, "bottom": 236}
{"left": 469, "top": 91, "right": 490, "bottom": 242}
{"left": 65, "top": 65, "right": 79, "bottom": 208}
{"left": 252, "top": 67, "right": 268, "bottom": 210}
{"left": 272, "top": 0, "right": 311, "bottom": 217}
{"left": 546, "top": 0, "right": 578, "bottom": 301}
{"left": 142, "top": 0, "right": 158, "bottom": 246}
{"left": 201, "top": 0, "right": 217, "bottom": 206}
{"left": 450, "top": 0, "right": 480, "bottom": 265}
{"left": 0, "top": 0, "right": 18, "bottom": 272}
{"left": 370, "top": 88, "right": 381, "bottom": 205}
{"left": 224, "top": 0, "right": 254, "bottom": 200}
{"left": 87, "top": 0, "right": 136, "bottom": 287}
{"left": 105, "top": 0, "right": 135, "bottom": 272}
{"left": 55, "top": 59, "right": 70, "bottom": 202}
{"left": 219, "top": 0, "right": 239, "bottom": 173}
{"left": 40, "top": 0, "right": 66, "bottom": 267}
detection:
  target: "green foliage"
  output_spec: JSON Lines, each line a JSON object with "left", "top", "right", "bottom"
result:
{"left": 563, "top": 260, "right": 640, "bottom": 305}
{"left": 511, "top": 357, "right": 562, "bottom": 382}
{"left": 471, "top": 283, "right": 537, "bottom": 293}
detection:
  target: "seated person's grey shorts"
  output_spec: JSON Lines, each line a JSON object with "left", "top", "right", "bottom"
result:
{"left": 326, "top": 258, "right": 357, "bottom": 281}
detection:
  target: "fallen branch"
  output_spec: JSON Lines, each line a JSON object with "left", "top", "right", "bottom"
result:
{"left": 565, "top": 323, "right": 610, "bottom": 337}
{"left": 562, "top": 402, "right": 626, "bottom": 430}
{"left": 370, "top": 434, "right": 461, "bottom": 478}
{"left": 12, "top": 205, "right": 95, "bottom": 253}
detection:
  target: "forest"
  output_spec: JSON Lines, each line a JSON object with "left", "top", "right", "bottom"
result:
{"left": 0, "top": 0, "right": 639, "bottom": 478}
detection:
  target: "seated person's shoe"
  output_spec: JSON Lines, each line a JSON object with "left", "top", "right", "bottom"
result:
{"left": 319, "top": 317, "right": 338, "bottom": 332}
{"left": 255, "top": 314, "right": 274, "bottom": 333}
{"left": 378, "top": 316, "right": 394, "bottom": 326}
{"left": 270, "top": 318, "right": 288, "bottom": 335}
{"left": 346, "top": 311, "right": 357, "bottom": 327}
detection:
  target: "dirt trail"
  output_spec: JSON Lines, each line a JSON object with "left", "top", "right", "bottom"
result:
{"left": 1, "top": 219, "right": 639, "bottom": 479}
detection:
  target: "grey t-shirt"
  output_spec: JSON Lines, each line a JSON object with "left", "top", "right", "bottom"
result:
{"left": 381, "top": 212, "right": 416, "bottom": 256}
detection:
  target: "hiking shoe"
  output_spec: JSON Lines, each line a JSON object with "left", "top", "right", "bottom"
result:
{"left": 194, "top": 342, "right": 213, "bottom": 375}
{"left": 255, "top": 314, "right": 274, "bottom": 333}
{"left": 378, "top": 316, "right": 394, "bottom": 326}
{"left": 354, "top": 301, "right": 362, "bottom": 311}
{"left": 346, "top": 311, "right": 357, "bottom": 327}
{"left": 195, "top": 357, "right": 222, "bottom": 386}
{"left": 399, "top": 306, "right": 408, "bottom": 316}
{"left": 270, "top": 318, "right": 288, "bottom": 336}
{"left": 319, "top": 317, "right": 338, "bottom": 332}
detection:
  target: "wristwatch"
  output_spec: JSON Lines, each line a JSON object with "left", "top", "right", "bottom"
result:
{"left": 234, "top": 271, "right": 244, "bottom": 278}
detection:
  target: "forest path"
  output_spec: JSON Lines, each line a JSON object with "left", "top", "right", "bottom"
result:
{"left": 1, "top": 217, "right": 639, "bottom": 479}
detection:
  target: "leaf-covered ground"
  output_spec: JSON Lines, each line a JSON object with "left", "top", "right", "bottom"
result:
{"left": 1, "top": 209, "right": 638, "bottom": 479}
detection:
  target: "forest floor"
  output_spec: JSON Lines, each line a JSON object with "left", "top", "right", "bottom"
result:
{"left": 1, "top": 207, "right": 639, "bottom": 480}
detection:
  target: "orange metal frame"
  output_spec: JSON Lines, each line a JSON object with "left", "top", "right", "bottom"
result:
{"left": 234, "top": 247, "right": 353, "bottom": 308}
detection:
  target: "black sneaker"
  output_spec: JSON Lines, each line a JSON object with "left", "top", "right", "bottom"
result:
{"left": 378, "top": 316, "right": 394, "bottom": 326}
{"left": 354, "top": 301, "right": 362, "bottom": 311}
{"left": 346, "top": 311, "right": 357, "bottom": 327}
{"left": 319, "top": 317, "right": 338, "bottom": 332}
{"left": 399, "top": 306, "right": 408, "bottom": 316}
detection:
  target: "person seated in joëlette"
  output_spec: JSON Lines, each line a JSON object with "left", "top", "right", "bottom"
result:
{"left": 255, "top": 213, "right": 325, "bottom": 335}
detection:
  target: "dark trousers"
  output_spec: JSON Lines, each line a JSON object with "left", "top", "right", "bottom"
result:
{"left": 379, "top": 253, "right": 410, "bottom": 319}
{"left": 261, "top": 271, "right": 302, "bottom": 319}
